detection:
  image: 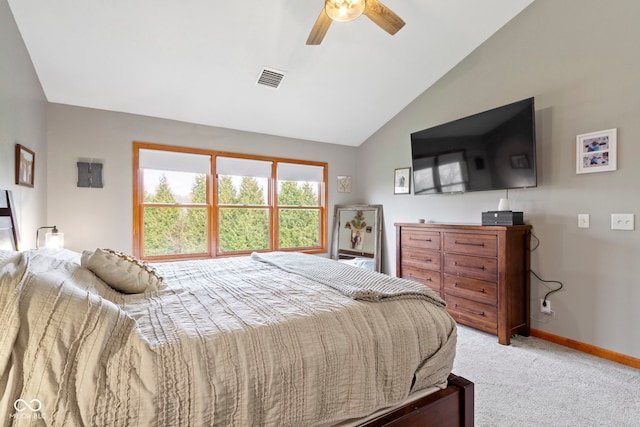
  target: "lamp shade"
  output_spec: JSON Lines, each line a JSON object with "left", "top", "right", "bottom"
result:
{"left": 45, "top": 230, "right": 64, "bottom": 248}
{"left": 36, "top": 225, "right": 64, "bottom": 249}
{"left": 325, "top": 0, "right": 365, "bottom": 22}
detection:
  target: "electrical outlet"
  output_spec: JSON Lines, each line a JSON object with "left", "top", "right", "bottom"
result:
{"left": 540, "top": 299, "right": 552, "bottom": 314}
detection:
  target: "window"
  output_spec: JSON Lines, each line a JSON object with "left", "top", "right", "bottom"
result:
{"left": 277, "top": 162, "right": 324, "bottom": 250}
{"left": 133, "top": 143, "right": 327, "bottom": 260}
{"left": 136, "top": 147, "right": 212, "bottom": 259}
{"left": 216, "top": 156, "right": 271, "bottom": 254}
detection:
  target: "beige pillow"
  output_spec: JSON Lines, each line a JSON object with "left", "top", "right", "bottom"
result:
{"left": 81, "top": 248, "right": 165, "bottom": 293}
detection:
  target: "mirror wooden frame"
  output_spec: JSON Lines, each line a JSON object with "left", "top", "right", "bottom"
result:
{"left": 331, "top": 204, "right": 383, "bottom": 272}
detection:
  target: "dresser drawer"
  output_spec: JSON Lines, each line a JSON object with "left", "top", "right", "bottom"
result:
{"left": 444, "top": 274, "right": 497, "bottom": 306}
{"left": 446, "top": 294, "right": 497, "bottom": 334}
{"left": 401, "top": 229, "right": 441, "bottom": 250}
{"left": 444, "top": 253, "right": 497, "bottom": 281}
{"left": 396, "top": 222, "right": 532, "bottom": 345}
{"left": 401, "top": 248, "right": 440, "bottom": 271}
{"left": 401, "top": 266, "right": 441, "bottom": 294}
{"left": 444, "top": 232, "right": 497, "bottom": 257}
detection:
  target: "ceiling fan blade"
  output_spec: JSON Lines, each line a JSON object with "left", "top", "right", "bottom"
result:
{"left": 307, "top": 8, "right": 333, "bottom": 45}
{"left": 363, "top": 0, "right": 406, "bottom": 35}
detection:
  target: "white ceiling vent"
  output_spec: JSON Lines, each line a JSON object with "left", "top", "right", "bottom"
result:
{"left": 257, "top": 67, "right": 286, "bottom": 89}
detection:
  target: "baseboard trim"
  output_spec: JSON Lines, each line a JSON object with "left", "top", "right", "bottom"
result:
{"left": 530, "top": 329, "right": 640, "bottom": 369}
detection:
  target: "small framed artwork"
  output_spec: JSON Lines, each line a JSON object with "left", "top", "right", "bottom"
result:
{"left": 576, "top": 128, "right": 617, "bottom": 174}
{"left": 77, "top": 162, "right": 104, "bottom": 188}
{"left": 394, "top": 167, "right": 411, "bottom": 194}
{"left": 15, "top": 144, "right": 35, "bottom": 187}
{"left": 337, "top": 175, "right": 352, "bottom": 193}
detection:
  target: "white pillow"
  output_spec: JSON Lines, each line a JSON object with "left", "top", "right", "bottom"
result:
{"left": 81, "top": 248, "right": 165, "bottom": 294}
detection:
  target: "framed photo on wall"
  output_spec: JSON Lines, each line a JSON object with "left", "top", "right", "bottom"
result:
{"left": 576, "top": 128, "right": 617, "bottom": 174}
{"left": 15, "top": 144, "right": 35, "bottom": 187}
{"left": 394, "top": 167, "right": 411, "bottom": 194}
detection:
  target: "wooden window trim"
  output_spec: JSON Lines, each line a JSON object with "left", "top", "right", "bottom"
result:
{"left": 133, "top": 142, "right": 328, "bottom": 260}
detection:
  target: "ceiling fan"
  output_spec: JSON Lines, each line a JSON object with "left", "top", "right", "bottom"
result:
{"left": 307, "top": 0, "right": 406, "bottom": 45}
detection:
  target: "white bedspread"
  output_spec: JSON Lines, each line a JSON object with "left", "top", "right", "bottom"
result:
{"left": 0, "top": 249, "right": 456, "bottom": 426}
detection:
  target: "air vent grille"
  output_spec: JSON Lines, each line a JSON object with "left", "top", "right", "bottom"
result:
{"left": 257, "top": 68, "right": 286, "bottom": 89}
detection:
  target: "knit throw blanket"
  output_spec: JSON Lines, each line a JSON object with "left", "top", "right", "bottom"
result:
{"left": 251, "top": 251, "right": 445, "bottom": 306}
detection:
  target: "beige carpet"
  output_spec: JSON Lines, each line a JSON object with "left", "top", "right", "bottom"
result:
{"left": 452, "top": 325, "right": 640, "bottom": 427}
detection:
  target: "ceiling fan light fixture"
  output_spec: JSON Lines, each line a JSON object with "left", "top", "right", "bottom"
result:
{"left": 325, "top": 0, "right": 366, "bottom": 23}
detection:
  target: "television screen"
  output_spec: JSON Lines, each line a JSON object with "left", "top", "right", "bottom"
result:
{"left": 411, "top": 97, "right": 537, "bottom": 194}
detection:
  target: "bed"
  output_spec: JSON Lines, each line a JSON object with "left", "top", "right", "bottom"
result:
{"left": 0, "top": 190, "right": 473, "bottom": 426}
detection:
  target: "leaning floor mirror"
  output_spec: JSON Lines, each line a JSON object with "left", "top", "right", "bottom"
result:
{"left": 331, "top": 204, "right": 383, "bottom": 272}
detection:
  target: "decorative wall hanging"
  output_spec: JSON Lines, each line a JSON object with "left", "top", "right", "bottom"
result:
{"left": 394, "top": 167, "right": 410, "bottom": 194}
{"left": 337, "top": 175, "right": 351, "bottom": 193}
{"left": 77, "top": 162, "right": 104, "bottom": 188}
{"left": 15, "top": 144, "right": 35, "bottom": 187}
{"left": 576, "top": 128, "right": 617, "bottom": 174}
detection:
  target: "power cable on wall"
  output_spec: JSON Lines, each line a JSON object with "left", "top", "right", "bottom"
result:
{"left": 529, "top": 232, "right": 564, "bottom": 320}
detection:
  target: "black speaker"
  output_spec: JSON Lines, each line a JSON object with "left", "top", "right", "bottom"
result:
{"left": 481, "top": 211, "right": 524, "bottom": 226}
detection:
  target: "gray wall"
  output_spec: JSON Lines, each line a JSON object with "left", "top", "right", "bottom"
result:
{"left": 358, "top": 0, "right": 640, "bottom": 358}
{"left": 46, "top": 104, "right": 359, "bottom": 253}
{"left": 0, "top": 0, "right": 47, "bottom": 248}
{"left": 4, "top": 0, "right": 638, "bottom": 359}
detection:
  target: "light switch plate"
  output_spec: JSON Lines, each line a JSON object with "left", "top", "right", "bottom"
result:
{"left": 611, "top": 213, "right": 634, "bottom": 230}
{"left": 578, "top": 214, "right": 589, "bottom": 228}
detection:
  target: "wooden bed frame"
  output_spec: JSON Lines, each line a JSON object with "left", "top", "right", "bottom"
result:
{"left": 363, "top": 374, "right": 474, "bottom": 427}
{"left": 0, "top": 189, "right": 474, "bottom": 426}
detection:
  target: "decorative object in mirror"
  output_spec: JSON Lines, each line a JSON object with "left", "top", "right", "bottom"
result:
{"left": 331, "top": 204, "right": 383, "bottom": 272}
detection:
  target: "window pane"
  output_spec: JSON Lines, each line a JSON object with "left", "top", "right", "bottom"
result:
{"left": 218, "top": 175, "right": 268, "bottom": 205}
{"left": 218, "top": 208, "right": 269, "bottom": 252}
{"left": 144, "top": 170, "right": 207, "bottom": 204}
{"left": 277, "top": 181, "right": 321, "bottom": 206}
{"left": 143, "top": 207, "right": 208, "bottom": 256}
{"left": 279, "top": 209, "right": 321, "bottom": 248}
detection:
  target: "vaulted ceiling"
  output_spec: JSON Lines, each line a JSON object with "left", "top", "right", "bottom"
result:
{"left": 8, "top": 0, "right": 534, "bottom": 146}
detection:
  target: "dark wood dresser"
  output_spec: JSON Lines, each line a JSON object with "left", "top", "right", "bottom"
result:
{"left": 395, "top": 223, "right": 532, "bottom": 345}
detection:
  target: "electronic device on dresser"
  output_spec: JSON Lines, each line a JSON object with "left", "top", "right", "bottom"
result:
{"left": 395, "top": 222, "right": 532, "bottom": 345}
{"left": 411, "top": 97, "right": 537, "bottom": 195}
{"left": 482, "top": 210, "right": 524, "bottom": 226}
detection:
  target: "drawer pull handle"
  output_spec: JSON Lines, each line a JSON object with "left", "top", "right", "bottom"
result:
{"left": 408, "top": 273, "right": 432, "bottom": 282}
{"left": 454, "top": 261, "right": 486, "bottom": 270}
{"left": 410, "top": 237, "right": 432, "bottom": 242}
{"left": 454, "top": 240, "right": 485, "bottom": 247}
{"left": 454, "top": 283, "right": 485, "bottom": 293}
{"left": 453, "top": 304, "right": 485, "bottom": 317}
{"left": 409, "top": 256, "right": 432, "bottom": 262}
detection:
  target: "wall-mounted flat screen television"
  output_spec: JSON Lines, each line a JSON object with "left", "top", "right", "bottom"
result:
{"left": 411, "top": 97, "right": 537, "bottom": 194}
